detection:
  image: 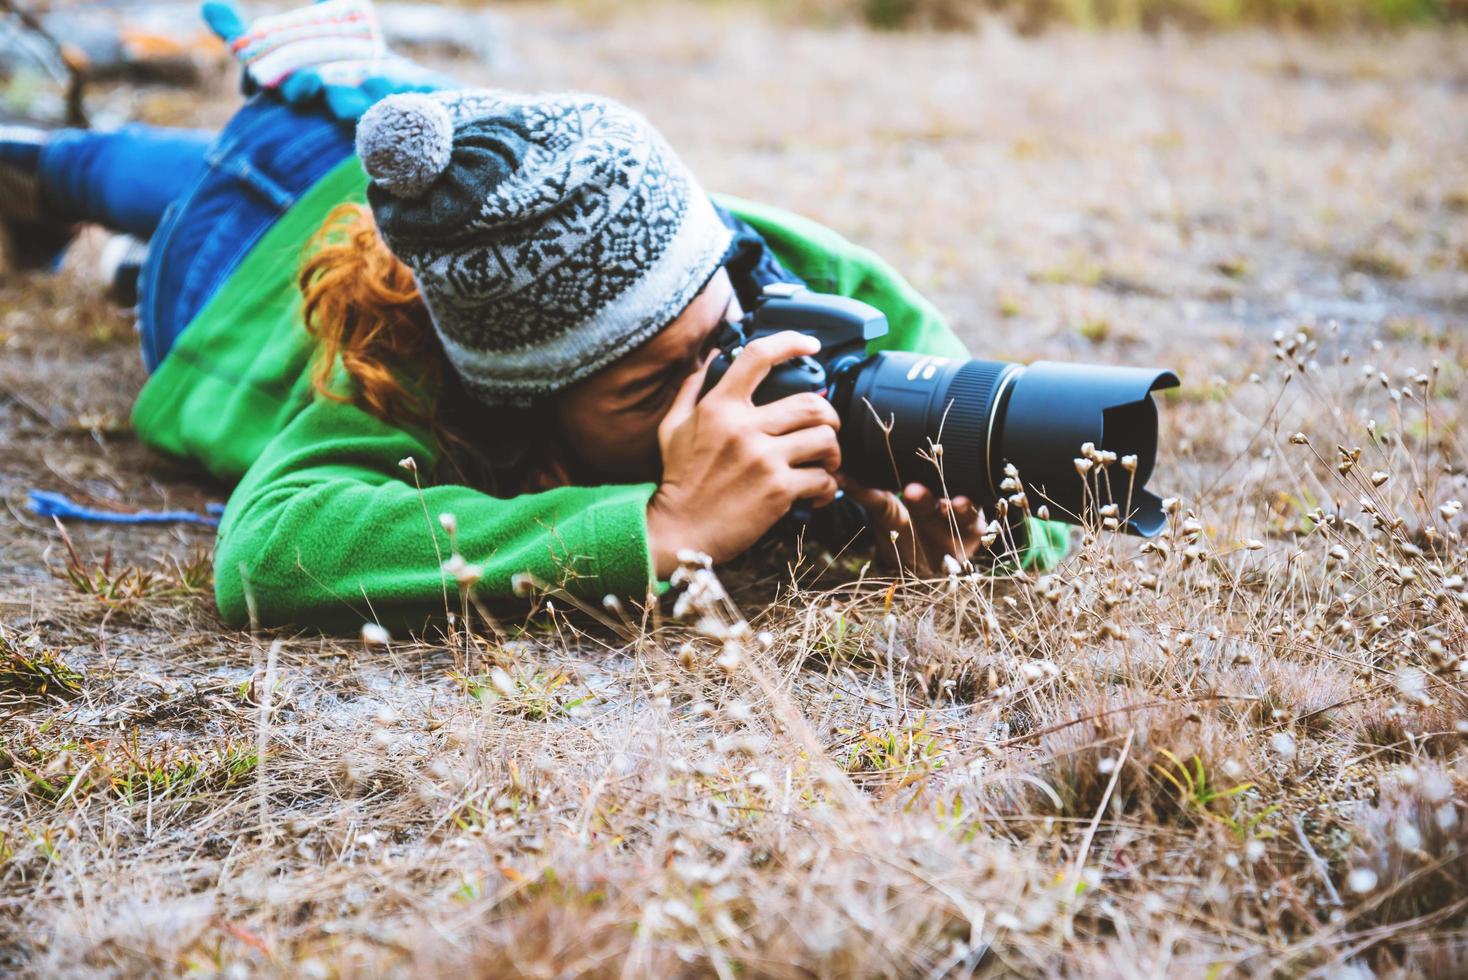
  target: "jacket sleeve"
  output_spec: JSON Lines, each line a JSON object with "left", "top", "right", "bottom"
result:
{"left": 214, "top": 390, "right": 656, "bottom": 632}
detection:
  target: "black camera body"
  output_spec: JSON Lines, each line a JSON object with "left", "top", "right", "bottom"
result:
{"left": 703, "top": 283, "right": 1179, "bottom": 536}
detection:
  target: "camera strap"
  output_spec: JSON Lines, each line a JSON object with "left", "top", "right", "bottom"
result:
{"left": 712, "top": 200, "right": 808, "bottom": 313}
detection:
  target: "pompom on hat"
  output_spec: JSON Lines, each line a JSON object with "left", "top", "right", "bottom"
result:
{"left": 354, "top": 88, "right": 734, "bottom": 407}
{"left": 354, "top": 92, "right": 453, "bottom": 197}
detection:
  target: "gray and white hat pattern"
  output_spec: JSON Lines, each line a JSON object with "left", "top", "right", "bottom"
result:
{"left": 355, "top": 88, "right": 733, "bottom": 406}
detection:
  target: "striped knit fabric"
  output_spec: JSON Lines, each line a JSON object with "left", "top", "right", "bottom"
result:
{"left": 228, "top": 0, "right": 384, "bottom": 88}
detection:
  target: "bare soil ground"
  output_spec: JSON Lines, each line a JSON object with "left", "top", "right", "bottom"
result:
{"left": 2, "top": 5, "right": 1467, "bottom": 976}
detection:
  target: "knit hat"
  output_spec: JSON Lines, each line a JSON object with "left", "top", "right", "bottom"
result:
{"left": 355, "top": 88, "right": 734, "bottom": 406}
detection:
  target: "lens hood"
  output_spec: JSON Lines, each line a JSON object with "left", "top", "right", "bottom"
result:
{"left": 995, "top": 362, "right": 1179, "bottom": 536}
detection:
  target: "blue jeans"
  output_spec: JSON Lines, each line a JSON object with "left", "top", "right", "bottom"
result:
{"left": 40, "top": 125, "right": 213, "bottom": 239}
{"left": 39, "top": 97, "right": 356, "bottom": 370}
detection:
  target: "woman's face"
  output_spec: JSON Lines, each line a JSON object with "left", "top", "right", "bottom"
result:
{"left": 553, "top": 267, "right": 744, "bottom": 482}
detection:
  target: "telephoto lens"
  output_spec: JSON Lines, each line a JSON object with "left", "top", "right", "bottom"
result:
{"left": 837, "top": 354, "right": 1179, "bottom": 537}
{"left": 702, "top": 284, "right": 1180, "bottom": 537}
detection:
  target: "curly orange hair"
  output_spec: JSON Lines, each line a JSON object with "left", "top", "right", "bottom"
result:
{"left": 298, "top": 203, "right": 570, "bottom": 493}
{"left": 299, "top": 202, "right": 444, "bottom": 427}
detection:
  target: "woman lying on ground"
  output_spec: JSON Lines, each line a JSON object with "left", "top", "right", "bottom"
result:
{"left": 0, "top": 0, "right": 1067, "bottom": 633}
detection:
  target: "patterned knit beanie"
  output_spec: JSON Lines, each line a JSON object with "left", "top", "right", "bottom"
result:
{"left": 355, "top": 88, "right": 734, "bottom": 406}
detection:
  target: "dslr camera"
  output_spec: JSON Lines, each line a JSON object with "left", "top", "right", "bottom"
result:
{"left": 703, "top": 283, "right": 1179, "bottom": 536}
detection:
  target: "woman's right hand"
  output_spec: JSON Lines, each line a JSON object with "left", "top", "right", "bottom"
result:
{"left": 646, "top": 331, "right": 842, "bottom": 579}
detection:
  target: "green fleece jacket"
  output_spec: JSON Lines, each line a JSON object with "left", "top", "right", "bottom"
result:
{"left": 131, "top": 157, "right": 1067, "bottom": 632}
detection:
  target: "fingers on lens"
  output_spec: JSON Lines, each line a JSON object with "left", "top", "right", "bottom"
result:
{"left": 951, "top": 497, "right": 979, "bottom": 522}
{"left": 762, "top": 392, "right": 839, "bottom": 435}
{"left": 789, "top": 467, "right": 838, "bottom": 502}
{"left": 779, "top": 425, "right": 841, "bottom": 471}
{"left": 902, "top": 483, "right": 940, "bottom": 516}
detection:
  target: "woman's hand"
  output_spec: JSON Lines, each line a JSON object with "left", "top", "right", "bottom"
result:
{"left": 647, "top": 331, "right": 843, "bottom": 578}
{"left": 841, "top": 479, "right": 987, "bottom": 578}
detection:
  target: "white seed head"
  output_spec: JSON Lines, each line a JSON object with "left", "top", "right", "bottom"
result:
{"left": 715, "top": 646, "right": 740, "bottom": 673}
{"left": 676, "top": 548, "right": 714, "bottom": 569}
{"left": 1421, "top": 769, "right": 1453, "bottom": 804}
{"left": 1436, "top": 803, "right": 1459, "bottom": 831}
{"left": 489, "top": 666, "right": 516, "bottom": 699}
{"left": 1394, "top": 667, "right": 1428, "bottom": 702}
{"left": 716, "top": 734, "right": 760, "bottom": 757}
{"left": 1347, "top": 867, "right": 1378, "bottom": 894}
{"left": 361, "top": 622, "right": 391, "bottom": 646}
{"left": 1270, "top": 732, "right": 1297, "bottom": 760}
{"left": 438, "top": 512, "right": 457, "bottom": 536}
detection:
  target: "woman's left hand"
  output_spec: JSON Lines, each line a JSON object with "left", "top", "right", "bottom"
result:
{"left": 840, "top": 478, "right": 986, "bottom": 577}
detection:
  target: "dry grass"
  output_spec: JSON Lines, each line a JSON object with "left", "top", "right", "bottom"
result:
{"left": 2, "top": 4, "right": 1467, "bottom": 977}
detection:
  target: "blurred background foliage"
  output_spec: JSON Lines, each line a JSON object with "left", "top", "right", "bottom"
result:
{"left": 765, "top": 0, "right": 1468, "bottom": 30}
